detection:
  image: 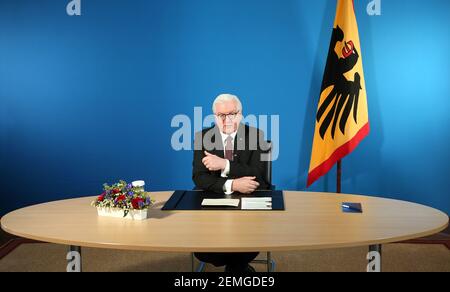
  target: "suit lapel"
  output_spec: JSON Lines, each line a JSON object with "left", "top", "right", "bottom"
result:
{"left": 234, "top": 123, "right": 246, "bottom": 161}
{"left": 209, "top": 126, "right": 225, "bottom": 159}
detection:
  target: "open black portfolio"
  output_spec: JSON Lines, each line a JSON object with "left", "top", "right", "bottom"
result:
{"left": 161, "top": 190, "right": 285, "bottom": 211}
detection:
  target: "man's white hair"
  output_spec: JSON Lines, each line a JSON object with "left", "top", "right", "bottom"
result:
{"left": 212, "top": 94, "right": 243, "bottom": 114}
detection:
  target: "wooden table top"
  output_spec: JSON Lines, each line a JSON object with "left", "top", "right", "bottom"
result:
{"left": 1, "top": 191, "right": 448, "bottom": 252}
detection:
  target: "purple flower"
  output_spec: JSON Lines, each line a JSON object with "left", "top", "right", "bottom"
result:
{"left": 138, "top": 201, "right": 144, "bottom": 209}
{"left": 145, "top": 197, "right": 151, "bottom": 205}
{"left": 127, "top": 191, "right": 134, "bottom": 196}
{"left": 127, "top": 183, "right": 132, "bottom": 189}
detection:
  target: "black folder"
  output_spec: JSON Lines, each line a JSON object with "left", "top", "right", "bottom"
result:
{"left": 162, "top": 190, "right": 285, "bottom": 211}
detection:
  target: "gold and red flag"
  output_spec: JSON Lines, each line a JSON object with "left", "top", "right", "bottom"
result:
{"left": 307, "top": 0, "right": 370, "bottom": 187}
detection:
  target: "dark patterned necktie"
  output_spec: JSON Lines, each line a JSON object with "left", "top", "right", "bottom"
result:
{"left": 225, "top": 135, "right": 234, "bottom": 161}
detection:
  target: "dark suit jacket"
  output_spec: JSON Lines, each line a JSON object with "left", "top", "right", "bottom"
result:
{"left": 192, "top": 123, "right": 270, "bottom": 194}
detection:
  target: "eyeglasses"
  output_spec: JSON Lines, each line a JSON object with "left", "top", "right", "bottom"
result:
{"left": 216, "top": 112, "right": 241, "bottom": 121}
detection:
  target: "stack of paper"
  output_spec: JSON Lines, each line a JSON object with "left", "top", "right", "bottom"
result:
{"left": 241, "top": 197, "right": 272, "bottom": 210}
{"left": 201, "top": 199, "right": 240, "bottom": 207}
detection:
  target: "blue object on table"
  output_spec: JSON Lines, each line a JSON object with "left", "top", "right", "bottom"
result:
{"left": 342, "top": 202, "right": 363, "bottom": 213}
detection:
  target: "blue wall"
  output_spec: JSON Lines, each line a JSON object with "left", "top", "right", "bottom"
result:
{"left": 1, "top": 0, "right": 449, "bottom": 215}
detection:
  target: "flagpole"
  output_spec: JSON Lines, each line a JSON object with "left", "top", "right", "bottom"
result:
{"left": 337, "top": 160, "right": 342, "bottom": 193}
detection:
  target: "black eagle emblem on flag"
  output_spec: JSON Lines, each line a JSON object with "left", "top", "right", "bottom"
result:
{"left": 316, "top": 25, "right": 362, "bottom": 140}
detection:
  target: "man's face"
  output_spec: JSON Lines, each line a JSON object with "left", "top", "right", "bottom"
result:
{"left": 214, "top": 100, "right": 242, "bottom": 134}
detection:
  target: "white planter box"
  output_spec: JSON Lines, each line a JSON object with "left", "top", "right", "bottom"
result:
{"left": 97, "top": 207, "right": 148, "bottom": 220}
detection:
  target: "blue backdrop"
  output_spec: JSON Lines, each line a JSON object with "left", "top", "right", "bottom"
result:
{"left": 1, "top": 0, "right": 449, "bottom": 215}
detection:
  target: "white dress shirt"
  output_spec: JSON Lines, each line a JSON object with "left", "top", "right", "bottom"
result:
{"left": 219, "top": 130, "right": 237, "bottom": 195}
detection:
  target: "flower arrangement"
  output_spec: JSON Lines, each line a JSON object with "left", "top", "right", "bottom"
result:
{"left": 91, "top": 180, "right": 154, "bottom": 219}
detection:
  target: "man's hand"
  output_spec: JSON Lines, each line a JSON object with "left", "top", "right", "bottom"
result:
{"left": 231, "top": 176, "right": 260, "bottom": 194}
{"left": 202, "top": 151, "right": 227, "bottom": 172}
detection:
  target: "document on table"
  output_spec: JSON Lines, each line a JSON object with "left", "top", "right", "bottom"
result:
{"left": 241, "top": 197, "right": 272, "bottom": 210}
{"left": 201, "top": 199, "right": 240, "bottom": 207}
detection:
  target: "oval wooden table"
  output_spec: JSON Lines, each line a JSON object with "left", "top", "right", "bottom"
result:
{"left": 1, "top": 191, "right": 448, "bottom": 272}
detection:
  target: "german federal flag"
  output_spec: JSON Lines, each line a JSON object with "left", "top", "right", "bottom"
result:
{"left": 307, "top": 0, "right": 370, "bottom": 187}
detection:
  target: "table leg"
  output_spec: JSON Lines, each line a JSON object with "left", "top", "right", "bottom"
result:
{"left": 267, "top": 252, "right": 272, "bottom": 272}
{"left": 367, "top": 244, "right": 382, "bottom": 272}
{"left": 67, "top": 245, "right": 82, "bottom": 272}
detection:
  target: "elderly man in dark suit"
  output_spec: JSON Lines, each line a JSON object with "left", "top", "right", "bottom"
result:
{"left": 192, "top": 94, "right": 270, "bottom": 272}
